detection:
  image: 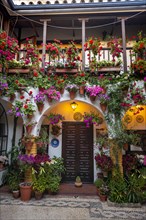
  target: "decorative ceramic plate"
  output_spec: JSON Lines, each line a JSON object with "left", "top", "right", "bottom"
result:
{"left": 51, "top": 138, "right": 59, "bottom": 148}
{"left": 136, "top": 115, "right": 144, "bottom": 123}
{"left": 124, "top": 115, "right": 132, "bottom": 124}
{"left": 73, "top": 112, "right": 83, "bottom": 121}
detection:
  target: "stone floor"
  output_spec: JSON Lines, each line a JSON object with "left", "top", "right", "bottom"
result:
{"left": 0, "top": 184, "right": 146, "bottom": 220}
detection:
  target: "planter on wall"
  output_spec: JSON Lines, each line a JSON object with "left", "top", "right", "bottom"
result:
{"left": 56, "top": 68, "right": 78, "bottom": 75}
{"left": 8, "top": 68, "right": 30, "bottom": 74}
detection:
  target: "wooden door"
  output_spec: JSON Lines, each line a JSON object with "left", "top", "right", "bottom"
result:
{"left": 62, "top": 122, "right": 93, "bottom": 183}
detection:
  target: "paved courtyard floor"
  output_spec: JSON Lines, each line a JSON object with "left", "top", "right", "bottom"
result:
{"left": 0, "top": 193, "right": 146, "bottom": 220}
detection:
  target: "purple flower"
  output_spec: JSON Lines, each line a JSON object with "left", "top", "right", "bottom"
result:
{"left": 34, "top": 92, "right": 45, "bottom": 104}
{"left": 85, "top": 86, "right": 103, "bottom": 97}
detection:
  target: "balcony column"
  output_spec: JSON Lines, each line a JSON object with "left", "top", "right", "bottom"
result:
{"left": 40, "top": 19, "right": 51, "bottom": 70}
{"left": 121, "top": 18, "right": 127, "bottom": 73}
{"left": 79, "top": 18, "right": 88, "bottom": 71}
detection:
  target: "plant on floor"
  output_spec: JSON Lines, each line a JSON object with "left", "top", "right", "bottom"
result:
{"left": 32, "top": 166, "right": 47, "bottom": 194}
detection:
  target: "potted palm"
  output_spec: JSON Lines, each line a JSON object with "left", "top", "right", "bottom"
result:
{"left": 6, "top": 169, "right": 20, "bottom": 198}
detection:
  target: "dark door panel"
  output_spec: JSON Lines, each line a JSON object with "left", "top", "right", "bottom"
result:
{"left": 62, "top": 122, "right": 93, "bottom": 183}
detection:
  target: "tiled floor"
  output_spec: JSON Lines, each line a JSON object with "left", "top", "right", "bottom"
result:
{"left": 0, "top": 184, "right": 146, "bottom": 220}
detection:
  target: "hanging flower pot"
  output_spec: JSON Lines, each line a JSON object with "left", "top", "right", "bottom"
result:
{"left": 9, "top": 93, "right": 16, "bottom": 102}
{"left": 26, "top": 125, "right": 33, "bottom": 134}
{"left": 37, "top": 103, "right": 44, "bottom": 113}
{"left": 90, "top": 95, "right": 96, "bottom": 102}
{"left": 27, "top": 114, "right": 33, "bottom": 120}
{"left": 59, "top": 88, "right": 65, "bottom": 95}
{"left": 79, "top": 85, "right": 85, "bottom": 95}
{"left": 51, "top": 125, "right": 61, "bottom": 136}
{"left": 69, "top": 91, "right": 77, "bottom": 99}
{"left": 100, "top": 103, "right": 107, "bottom": 112}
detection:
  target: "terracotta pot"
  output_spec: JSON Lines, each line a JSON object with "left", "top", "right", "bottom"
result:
{"left": 59, "top": 88, "right": 65, "bottom": 95}
{"left": 79, "top": 86, "right": 85, "bottom": 95}
{"left": 102, "top": 87, "right": 107, "bottom": 94}
{"left": 19, "top": 183, "right": 32, "bottom": 202}
{"left": 47, "top": 97, "right": 53, "bottom": 103}
{"left": 34, "top": 191, "right": 43, "bottom": 200}
{"left": 69, "top": 91, "right": 76, "bottom": 100}
{"left": 99, "top": 194, "right": 107, "bottom": 202}
{"left": 90, "top": 95, "right": 96, "bottom": 102}
{"left": 9, "top": 94, "right": 16, "bottom": 102}
{"left": 123, "top": 143, "right": 129, "bottom": 151}
{"left": 100, "top": 103, "right": 107, "bottom": 112}
{"left": 27, "top": 114, "right": 33, "bottom": 120}
{"left": 102, "top": 171, "right": 108, "bottom": 178}
{"left": 37, "top": 103, "right": 44, "bottom": 113}
{"left": 26, "top": 125, "right": 33, "bottom": 134}
{"left": 12, "top": 190, "right": 20, "bottom": 199}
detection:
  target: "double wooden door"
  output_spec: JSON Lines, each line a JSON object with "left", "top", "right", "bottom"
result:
{"left": 62, "top": 122, "right": 93, "bottom": 183}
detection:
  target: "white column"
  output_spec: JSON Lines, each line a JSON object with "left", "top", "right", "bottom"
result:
{"left": 79, "top": 18, "right": 88, "bottom": 71}
{"left": 40, "top": 19, "right": 51, "bottom": 69}
{"left": 121, "top": 18, "right": 127, "bottom": 73}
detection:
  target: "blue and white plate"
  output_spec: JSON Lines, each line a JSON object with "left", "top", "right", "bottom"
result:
{"left": 51, "top": 138, "right": 59, "bottom": 148}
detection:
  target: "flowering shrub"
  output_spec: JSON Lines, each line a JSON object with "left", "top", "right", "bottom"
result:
{"left": 74, "top": 72, "right": 88, "bottom": 86}
{"left": 45, "top": 113, "right": 64, "bottom": 125}
{"left": 83, "top": 111, "right": 101, "bottom": 127}
{"left": 107, "top": 37, "right": 122, "bottom": 61}
{"left": 132, "top": 31, "right": 146, "bottom": 58}
{"left": 0, "top": 30, "right": 19, "bottom": 67}
{"left": 131, "top": 58, "right": 146, "bottom": 75}
{"left": 34, "top": 92, "right": 45, "bottom": 104}
{"left": 0, "top": 74, "right": 8, "bottom": 96}
{"left": 85, "top": 85, "right": 103, "bottom": 97}
{"left": 95, "top": 153, "right": 113, "bottom": 172}
{"left": 21, "top": 101, "right": 36, "bottom": 116}
{"left": 66, "top": 84, "right": 78, "bottom": 92}
{"left": 22, "top": 38, "right": 40, "bottom": 67}
{"left": 122, "top": 154, "right": 140, "bottom": 175}
{"left": 64, "top": 41, "right": 81, "bottom": 68}
{"left": 84, "top": 36, "right": 102, "bottom": 57}
{"left": 129, "top": 84, "right": 146, "bottom": 105}
{"left": 45, "top": 87, "right": 61, "bottom": 101}
{"left": 46, "top": 39, "right": 62, "bottom": 62}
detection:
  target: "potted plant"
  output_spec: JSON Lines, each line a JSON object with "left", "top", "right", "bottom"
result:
{"left": 21, "top": 101, "right": 36, "bottom": 119}
{"left": 46, "top": 39, "right": 62, "bottom": 66}
{"left": 6, "top": 169, "right": 20, "bottom": 198}
{"left": 45, "top": 87, "right": 61, "bottom": 103}
{"left": 94, "top": 178, "right": 104, "bottom": 196}
{"left": 65, "top": 84, "right": 79, "bottom": 99}
{"left": 95, "top": 153, "right": 113, "bottom": 177}
{"left": 0, "top": 74, "right": 8, "bottom": 97}
{"left": 24, "top": 121, "right": 37, "bottom": 135}
{"left": 83, "top": 111, "right": 102, "bottom": 128}
{"left": 75, "top": 176, "right": 82, "bottom": 187}
{"left": 34, "top": 91, "right": 45, "bottom": 113}
{"left": 99, "top": 183, "right": 109, "bottom": 202}
{"left": 51, "top": 124, "right": 61, "bottom": 136}
{"left": 47, "top": 176, "right": 61, "bottom": 194}
{"left": 74, "top": 72, "right": 88, "bottom": 95}
{"left": 45, "top": 112, "right": 65, "bottom": 125}
{"left": 32, "top": 166, "right": 47, "bottom": 199}
{"left": 85, "top": 85, "right": 103, "bottom": 101}
{"left": 98, "top": 93, "right": 110, "bottom": 112}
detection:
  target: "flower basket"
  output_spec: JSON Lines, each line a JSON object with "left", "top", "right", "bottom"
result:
{"left": 8, "top": 68, "right": 30, "bottom": 74}
{"left": 56, "top": 68, "right": 78, "bottom": 74}
{"left": 9, "top": 93, "right": 16, "bottom": 102}
{"left": 98, "top": 67, "right": 121, "bottom": 74}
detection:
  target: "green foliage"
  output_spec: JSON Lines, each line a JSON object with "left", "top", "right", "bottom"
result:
{"left": 75, "top": 176, "right": 82, "bottom": 183}
{"left": 32, "top": 167, "right": 46, "bottom": 193}
{"left": 47, "top": 175, "right": 61, "bottom": 193}
{"left": 6, "top": 170, "right": 20, "bottom": 191}
{"left": 94, "top": 178, "right": 104, "bottom": 188}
